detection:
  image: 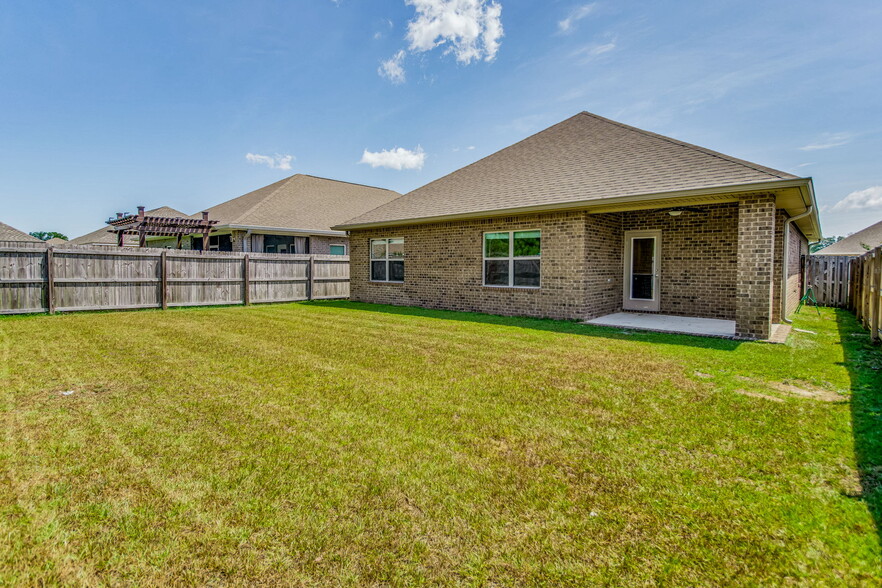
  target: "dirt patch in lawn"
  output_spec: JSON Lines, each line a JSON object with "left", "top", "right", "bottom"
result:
{"left": 768, "top": 380, "right": 844, "bottom": 402}
{"left": 736, "top": 390, "right": 784, "bottom": 403}
{"left": 734, "top": 377, "right": 844, "bottom": 403}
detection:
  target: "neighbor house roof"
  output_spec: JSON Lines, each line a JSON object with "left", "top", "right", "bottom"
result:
{"left": 814, "top": 219, "right": 882, "bottom": 256}
{"left": 45, "top": 237, "right": 68, "bottom": 246}
{"left": 0, "top": 221, "right": 42, "bottom": 243}
{"left": 193, "top": 174, "right": 400, "bottom": 235}
{"left": 336, "top": 112, "right": 818, "bottom": 237}
{"left": 69, "top": 206, "right": 188, "bottom": 246}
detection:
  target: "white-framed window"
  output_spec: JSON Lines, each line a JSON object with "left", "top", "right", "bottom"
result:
{"left": 370, "top": 238, "right": 404, "bottom": 282}
{"left": 483, "top": 230, "right": 541, "bottom": 288}
{"left": 329, "top": 244, "right": 347, "bottom": 255}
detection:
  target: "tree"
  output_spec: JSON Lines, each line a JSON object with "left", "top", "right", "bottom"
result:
{"left": 29, "top": 231, "right": 68, "bottom": 241}
{"left": 810, "top": 236, "right": 844, "bottom": 253}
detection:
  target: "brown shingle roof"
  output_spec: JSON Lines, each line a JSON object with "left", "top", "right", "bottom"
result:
{"left": 0, "top": 221, "right": 42, "bottom": 243}
{"left": 192, "top": 174, "right": 400, "bottom": 232}
{"left": 69, "top": 206, "right": 188, "bottom": 246}
{"left": 815, "top": 219, "right": 882, "bottom": 255}
{"left": 336, "top": 111, "right": 801, "bottom": 229}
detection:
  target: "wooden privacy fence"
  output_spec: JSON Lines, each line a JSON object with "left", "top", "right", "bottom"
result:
{"left": 806, "top": 255, "right": 853, "bottom": 307}
{"left": 849, "top": 246, "right": 882, "bottom": 343}
{"left": 0, "top": 242, "right": 349, "bottom": 315}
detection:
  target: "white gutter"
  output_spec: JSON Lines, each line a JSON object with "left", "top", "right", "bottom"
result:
{"left": 781, "top": 205, "right": 814, "bottom": 324}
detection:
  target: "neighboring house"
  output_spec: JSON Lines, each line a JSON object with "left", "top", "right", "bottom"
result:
{"left": 0, "top": 221, "right": 43, "bottom": 244}
{"left": 156, "top": 174, "right": 400, "bottom": 254}
{"left": 814, "top": 219, "right": 882, "bottom": 256}
{"left": 45, "top": 237, "right": 68, "bottom": 246}
{"left": 68, "top": 206, "right": 187, "bottom": 246}
{"left": 335, "top": 112, "right": 821, "bottom": 340}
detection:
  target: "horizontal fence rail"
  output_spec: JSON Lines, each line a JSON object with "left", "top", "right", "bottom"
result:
{"left": 0, "top": 242, "right": 349, "bottom": 315}
{"left": 848, "top": 246, "right": 882, "bottom": 343}
{"left": 807, "top": 255, "right": 852, "bottom": 308}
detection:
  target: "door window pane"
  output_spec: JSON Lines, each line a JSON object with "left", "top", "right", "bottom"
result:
{"left": 631, "top": 237, "right": 655, "bottom": 299}
{"left": 632, "top": 238, "right": 654, "bottom": 274}
{"left": 513, "top": 259, "right": 540, "bottom": 287}
{"left": 513, "top": 230, "right": 540, "bottom": 257}
{"left": 631, "top": 275, "right": 653, "bottom": 299}
{"left": 371, "top": 261, "right": 386, "bottom": 281}
{"left": 484, "top": 260, "right": 510, "bottom": 285}
{"left": 484, "top": 232, "right": 510, "bottom": 257}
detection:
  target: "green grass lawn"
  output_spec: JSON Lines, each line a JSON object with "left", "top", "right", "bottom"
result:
{"left": 1, "top": 302, "right": 880, "bottom": 585}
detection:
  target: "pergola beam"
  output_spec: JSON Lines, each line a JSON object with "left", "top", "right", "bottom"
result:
{"left": 106, "top": 206, "right": 218, "bottom": 250}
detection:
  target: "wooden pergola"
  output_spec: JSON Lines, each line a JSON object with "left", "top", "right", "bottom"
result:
{"left": 106, "top": 206, "right": 218, "bottom": 250}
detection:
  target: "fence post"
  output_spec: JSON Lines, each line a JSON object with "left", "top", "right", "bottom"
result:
{"left": 160, "top": 250, "right": 168, "bottom": 310}
{"left": 308, "top": 254, "right": 315, "bottom": 301}
{"left": 870, "top": 248, "right": 882, "bottom": 342}
{"left": 243, "top": 254, "right": 251, "bottom": 306}
{"left": 46, "top": 246, "right": 55, "bottom": 314}
{"left": 857, "top": 258, "right": 865, "bottom": 319}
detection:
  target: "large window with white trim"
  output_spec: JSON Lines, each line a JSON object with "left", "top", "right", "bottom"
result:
{"left": 483, "top": 230, "right": 541, "bottom": 288}
{"left": 370, "top": 238, "right": 404, "bottom": 282}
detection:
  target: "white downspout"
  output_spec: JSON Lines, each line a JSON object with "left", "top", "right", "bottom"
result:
{"left": 781, "top": 205, "right": 814, "bottom": 324}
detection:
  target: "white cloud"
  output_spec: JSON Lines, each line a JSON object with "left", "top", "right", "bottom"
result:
{"left": 467, "top": 145, "right": 475, "bottom": 150}
{"left": 572, "top": 39, "right": 616, "bottom": 62}
{"left": 830, "top": 186, "right": 882, "bottom": 212}
{"left": 798, "top": 132, "right": 852, "bottom": 151}
{"left": 245, "top": 153, "right": 293, "bottom": 171}
{"left": 558, "top": 3, "right": 597, "bottom": 33}
{"left": 405, "top": 0, "right": 504, "bottom": 64}
{"left": 378, "top": 50, "right": 407, "bottom": 84}
{"left": 359, "top": 146, "right": 426, "bottom": 170}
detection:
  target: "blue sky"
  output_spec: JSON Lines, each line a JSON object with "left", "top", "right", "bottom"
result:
{"left": 1, "top": 0, "right": 880, "bottom": 239}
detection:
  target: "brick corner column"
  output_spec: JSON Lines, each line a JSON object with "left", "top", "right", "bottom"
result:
{"left": 230, "top": 230, "right": 248, "bottom": 253}
{"left": 736, "top": 195, "right": 776, "bottom": 339}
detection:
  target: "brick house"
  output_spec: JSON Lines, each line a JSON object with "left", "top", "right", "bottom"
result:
{"left": 335, "top": 112, "right": 821, "bottom": 339}
{"left": 149, "top": 175, "right": 400, "bottom": 255}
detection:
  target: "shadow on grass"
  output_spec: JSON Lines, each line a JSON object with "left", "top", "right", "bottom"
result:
{"left": 304, "top": 300, "right": 743, "bottom": 351}
{"left": 834, "top": 308, "right": 882, "bottom": 546}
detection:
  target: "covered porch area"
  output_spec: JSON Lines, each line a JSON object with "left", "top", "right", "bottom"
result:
{"left": 586, "top": 312, "right": 737, "bottom": 338}
{"left": 583, "top": 193, "right": 789, "bottom": 340}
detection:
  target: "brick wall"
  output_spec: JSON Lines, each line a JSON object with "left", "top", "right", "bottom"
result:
{"left": 618, "top": 203, "right": 738, "bottom": 320}
{"left": 309, "top": 236, "right": 349, "bottom": 255}
{"left": 349, "top": 198, "right": 778, "bottom": 338}
{"left": 349, "top": 211, "right": 590, "bottom": 320}
{"left": 771, "top": 211, "right": 809, "bottom": 322}
{"left": 584, "top": 213, "right": 623, "bottom": 318}
{"left": 735, "top": 196, "right": 776, "bottom": 339}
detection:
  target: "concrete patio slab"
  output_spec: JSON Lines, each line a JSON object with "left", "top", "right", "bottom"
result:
{"left": 585, "top": 312, "right": 737, "bottom": 338}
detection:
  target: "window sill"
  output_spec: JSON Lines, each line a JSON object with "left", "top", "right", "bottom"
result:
{"left": 370, "top": 280, "right": 405, "bottom": 284}
{"left": 482, "top": 285, "right": 541, "bottom": 290}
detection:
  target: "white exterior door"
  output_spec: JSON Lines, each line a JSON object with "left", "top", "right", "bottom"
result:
{"left": 623, "top": 230, "right": 661, "bottom": 312}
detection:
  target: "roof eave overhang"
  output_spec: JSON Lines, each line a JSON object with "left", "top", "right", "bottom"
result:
{"left": 335, "top": 178, "right": 822, "bottom": 239}
{"left": 146, "top": 224, "right": 348, "bottom": 238}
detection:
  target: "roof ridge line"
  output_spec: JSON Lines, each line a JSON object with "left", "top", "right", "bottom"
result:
{"left": 577, "top": 111, "right": 791, "bottom": 180}
{"left": 299, "top": 174, "right": 398, "bottom": 193}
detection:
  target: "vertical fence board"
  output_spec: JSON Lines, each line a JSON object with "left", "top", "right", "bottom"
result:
{"left": 0, "top": 245, "right": 349, "bottom": 315}
{"left": 807, "top": 255, "right": 852, "bottom": 308}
